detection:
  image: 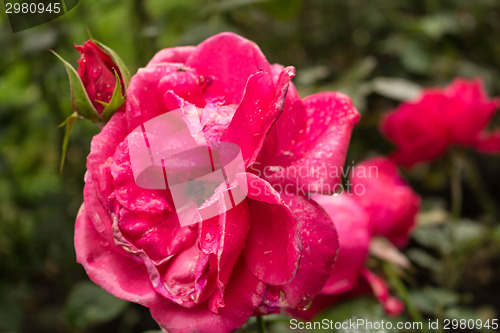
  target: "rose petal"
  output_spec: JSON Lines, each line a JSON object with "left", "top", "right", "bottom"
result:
{"left": 222, "top": 67, "right": 294, "bottom": 166}
{"left": 159, "top": 243, "right": 212, "bottom": 307}
{"left": 147, "top": 46, "right": 196, "bottom": 67}
{"left": 260, "top": 64, "right": 308, "bottom": 158}
{"left": 111, "top": 141, "right": 172, "bottom": 215}
{"left": 445, "top": 79, "right": 499, "bottom": 145}
{"left": 474, "top": 130, "right": 500, "bottom": 153}
{"left": 381, "top": 78, "right": 500, "bottom": 166}
{"left": 87, "top": 111, "right": 128, "bottom": 198}
{"left": 75, "top": 204, "right": 158, "bottom": 306}
{"left": 201, "top": 101, "right": 237, "bottom": 142}
{"left": 206, "top": 199, "right": 252, "bottom": 312}
{"left": 159, "top": 68, "right": 206, "bottom": 107}
{"left": 361, "top": 269, "right": 404, "bottom": 316}
{"left": 351, "top": 157, "right": 420, "bottom": 248}
{"left": 198, "top": 192, "right": 252, "bottom": 312}
{"left": 275, "top": 193, "right": 339, "bottom": 309}
{"left": 381, "top": 96, "right": 452, "bottom": 167}
{"left": 313, "top": 194, "right": 371, "bottom": 295}
{"left": 370, "top": 237, "right": 411, "bottom": 269}
{"left": 260, "top": 92, "right": 360, "bottom": 195}
{"left": 126, "top": 63, "right": 202, "bottom": 131}
{"left": 149, "top": 258, "right": 266, "bottom": 333}
{"left": 119, "top": 208, "right": 197, "bottom": 263}
{"left": 83, "top": 178, "right": 114, "bottom": 242}
{"left": 243, "top": 173, "right": 301, "bottom": 286}
{"left": 186, "top": 32, "right": 272, "bottom": 104}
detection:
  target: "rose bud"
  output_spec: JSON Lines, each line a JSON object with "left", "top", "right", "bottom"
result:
{"left": 54, "top": 40, "right": 130, "bottom": 124}
{"left": 54, "top": 40, "right": 131, "bottom": 172}
{"left": 74, "top": 40, "right": 127, "bottom": 116}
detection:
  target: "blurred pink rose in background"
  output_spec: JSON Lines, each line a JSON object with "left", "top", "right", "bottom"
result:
{"left": 290, "top": 157, "right": 420, "bottom": 320}
{"left": 351, "top": 157, "right": 420, "bottom": 248}
{"left": 381, "top": 78, "right": 500, "bottom": 167}
{"left": 74, "top": 32, "right": 360, "bottom": 332}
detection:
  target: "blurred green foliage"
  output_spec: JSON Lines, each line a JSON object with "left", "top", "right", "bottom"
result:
{"left": 1, "top": 0, "right": 500, "bottom": 332}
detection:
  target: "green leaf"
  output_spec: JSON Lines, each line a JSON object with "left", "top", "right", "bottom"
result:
{"left": 93, "top": 40, "right": 132, "bottom": 88}
{"left": 98, "top": 71, "right": 126, "bottom": 123}
{"left": 454, "top": 220, "right": 487, "bottom": 245}
{"left": 406, "top": 248, "right": 441, "bottom": 272}
{"left": 445, "top": 306, "right": 477, "bottom": 321}
{"left": 65, "top": 282, "right": 128, "bottom": 329}
{"left": 51, "top": 51, "right": 99, "bottom": 122}
{"left": 59, "top": 112, "right": 78, "bottom": 174}
{"left": 411, "top": 225, "right": 451, "bottom": 254}
{"left": 60, "top": 0, "right": 68, "bottom": 12}
{"left": 336, "top": 57, "right": 377, "bottom": 86}
{"left": 371, "top": 77, "right": 422, "bottom": 101}
{"left": 409, "top": 287, "right": 460, "bottom": 315}
{"left": 416, "top": 14, "right": 461, "bottom": 40}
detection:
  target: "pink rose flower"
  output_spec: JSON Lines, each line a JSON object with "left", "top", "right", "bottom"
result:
{"left": 351, "top": 157, "right": 420, "bottom": 248}
{"left": 74, "top": 32, "right": 360, "bottom": 332}
{"left": 290, "top": 157, "right": 419, "bottom": 320}
{"left": 381, "top": 78, "right": 500, "bottom": 167}
{"left": 75, "top": 40, "right": 125, "bottom": 114}
{"left": 312, "top": 194, "right": 371, "bottom": 296}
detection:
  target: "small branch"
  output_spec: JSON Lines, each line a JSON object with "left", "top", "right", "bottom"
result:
{"left": 384, "top": 263, "right": 428, "bottom": 333}
{"left": 256, "top": 316, "right": 266, "bottom": 333}
{"left": 462, "top": 153, "right": 500, "bottom": 218}
{"left": 450, "top": 151, "right": 463, "bottom": 222}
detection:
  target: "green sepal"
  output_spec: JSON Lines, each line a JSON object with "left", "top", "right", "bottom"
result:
{"left": 93, "top": 40, "right": 131, "bottom": 88}
{"left": 97, "top": 71, "right": 126, "bottom": 123}
{"left": 51, "top": 50, "right": 100, "bottom": 122}
{"left": 59, "top": 112, "right": 78, "bottom": 174}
